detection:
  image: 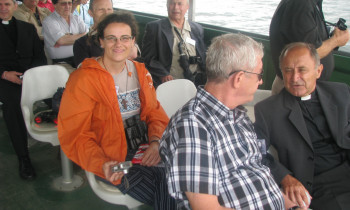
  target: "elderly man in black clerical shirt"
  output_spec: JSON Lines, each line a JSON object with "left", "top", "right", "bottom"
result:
{"left": 255, "top": 42, "right": 350, "bottom": 210}
{"left": 0, "top": 0, "right": 46, "bottom": 180}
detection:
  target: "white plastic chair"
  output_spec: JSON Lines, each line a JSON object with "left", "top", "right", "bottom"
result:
{"left": 156, "top": 79, "right": 197, "bottom": 117}
{"left": 243, "top": 89, "right": 272, "bottom": 122}
{"left": 85, "top": 171, "right": 143, "bottom": 209}
{"left": 21, "top": 65, "right": 83, "bottom": 191}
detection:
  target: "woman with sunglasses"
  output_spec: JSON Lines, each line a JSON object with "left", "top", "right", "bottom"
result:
{"left": 58, "top": 11, "right": 176, "bottom": 209}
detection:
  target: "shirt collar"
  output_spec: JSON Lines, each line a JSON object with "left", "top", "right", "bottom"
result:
{"left": 197, "top": 87, "right": 236, "bottom": 122}
{"left": 169, "top": 18, "right": 191, "bottom": 32}
{"left": 1, "top": 17, "right": 14, "bottom": 25}
{"left": 293, "top": 89, "right": 317, "bottom": 101}
{"left": 20, "top": 4, "right": 36, "bottom": 13}
{"left": 53, "top": 10, "right": 72, "bottom": 20}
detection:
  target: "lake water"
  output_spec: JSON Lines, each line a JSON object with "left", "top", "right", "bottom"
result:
{"left": 115, "top": 0, "right": 350, "bottom": 52}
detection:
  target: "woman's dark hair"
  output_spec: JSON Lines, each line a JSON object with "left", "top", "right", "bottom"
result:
{"left": 97, "top": 10, "right": 139, "bottom": 41}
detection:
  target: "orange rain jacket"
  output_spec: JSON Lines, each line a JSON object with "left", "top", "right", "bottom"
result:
{"left": 58, "top": 58, "right": 169, "bottom": 185}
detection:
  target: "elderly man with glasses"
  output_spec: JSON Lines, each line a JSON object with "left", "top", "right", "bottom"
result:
{"left": 42, "top": 0, "right": 87, "bottom": 72}
{"left": 160, "top": 33, "right": 296, "bottom": 210}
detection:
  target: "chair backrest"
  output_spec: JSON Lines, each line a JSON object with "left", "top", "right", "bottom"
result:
{"left": 21, "top": 65, "right": 69, "bottom": 119}
{"left": 243, "top": 89, "right": 272, "bottom": 122}
{"left": 21, "top": 65, "right": 69, "bottom": 145}
{"left": 156, "top": 79, "right": 197, "bottom": 118}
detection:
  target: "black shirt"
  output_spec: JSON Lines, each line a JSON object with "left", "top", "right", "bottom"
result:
{"left": 73, "top": 32, "right": 102, "bottom": 68}
{"left": 270, "top": 0, "right": 333, "bottom": 80}
{"left": 298, "top": 90, "right": 346, "bottom": 175}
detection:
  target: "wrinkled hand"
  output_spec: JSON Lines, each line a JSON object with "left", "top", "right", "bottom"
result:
{"left": 102, "top": 161, "right": 124, "bottom": 183}
{"left": 333, "top": 28, "right": 350, "bottom": 47}
{"left": 161, "top": 75, "right": 174, "bottom": 83}
{"left": 281, "top": 174, "right": 312, "bottom": 209}
{"left": 3, "top": 71, "right": 22, "bottom": 85}
{"left": 283, "top": 193, "right": 304, "bottom": 210}
{"left": 140, "top": 141, "right": 161, "bottom": 166}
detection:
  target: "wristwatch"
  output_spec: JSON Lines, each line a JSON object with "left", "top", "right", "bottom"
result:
{"left": 150, "top": 139, "right": 160, "bottom": 144}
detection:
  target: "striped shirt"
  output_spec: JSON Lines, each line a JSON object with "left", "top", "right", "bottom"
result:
{"left": 160, "top": 87, "right": 284, "bottom": 210}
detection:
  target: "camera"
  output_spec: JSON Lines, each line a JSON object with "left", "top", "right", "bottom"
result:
{"left": 34, "top": 110, "right": 58, "bottom": 125}
{"left": 336, "top": 18, "right": 347, "bottom": 31}
{"left": 327, "top": 18, "right": 347, "bottom": 35}
{"left": 189, "top": 56, "right": 202, "bottom": 64}
{"left": 111, "top": 161, "right": 133, "bottom": 174}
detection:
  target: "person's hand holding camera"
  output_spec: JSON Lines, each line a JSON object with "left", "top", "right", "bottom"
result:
{"left": 332, "top": 27, "right": 350, "bottom": 47}
{"left": 102, "top": 160, "right": 124, "bottom": 182}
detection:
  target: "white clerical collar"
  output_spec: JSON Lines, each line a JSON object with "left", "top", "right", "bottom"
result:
{"left": 2, "top": 20, "right": 9, "bottom": 25}
{"left": 301, "top": 94, "right": 311, "bottom": 101}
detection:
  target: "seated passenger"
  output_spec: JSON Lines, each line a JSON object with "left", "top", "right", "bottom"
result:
{"left": 0, "top": 0, "right": 46, "bottom": 180}
{"left": 254, "top": 42, "right": 350, "bottom": 210}
{"left": 42, "top": 0, "right": 88, "bottom": 72}
{"left": 58, "top": 12, "right": 176, "bottom": 209}
{"left": 73, "top": 0, "right": 139, "bottom": 67}
{"left": 13, "top": 0, "right": 51, "bottom": 40}
{"left": 72, "top": 0, "right": 93, "bottom": 28}
{"left": 160, "top": 33, "right": 292, "bottom": 209}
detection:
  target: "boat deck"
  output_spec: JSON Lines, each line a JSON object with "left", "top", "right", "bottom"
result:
{"left": 0, "top": 108, "right": 153, "bottom": 210}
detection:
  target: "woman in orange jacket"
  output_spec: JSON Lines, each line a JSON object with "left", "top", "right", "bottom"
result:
{"left": 58, "top": 11, "right": 176, "bottom": 209}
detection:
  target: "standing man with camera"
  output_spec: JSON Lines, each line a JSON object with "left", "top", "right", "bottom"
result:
{"left": 269, "top": 0, "right": 350, "bottom": 94}
{"left": 142, "top": 0, "right": 206, "bottom": 87}
{"left": 0, "top": 0, "right": 46, "bottom": 180}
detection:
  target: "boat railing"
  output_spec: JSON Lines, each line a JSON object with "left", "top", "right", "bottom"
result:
{"left": 119, "top": 8, "right": 350, "bottom": 89}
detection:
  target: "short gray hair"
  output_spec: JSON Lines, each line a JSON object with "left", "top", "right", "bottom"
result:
{"left": 167, "top": 0, "right": 189, "bottom": 6}
{"left": 206, "top": 33, "right": 264, "bottom": 81}
{"left": 89, "top": 0, "right": 113, "bottom": 11}
{"left": 279, "top": 42, "right": 320, "bottom": 70}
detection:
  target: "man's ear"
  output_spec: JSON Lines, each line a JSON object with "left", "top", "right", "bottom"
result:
{"left": 316, "top": 64, "right": 323, "bottom": 79}
{"left": 231, "top": 71, "right": 244, "bottom": 89}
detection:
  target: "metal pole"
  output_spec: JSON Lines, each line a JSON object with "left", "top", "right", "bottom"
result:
{"left": 188, "top": 0, "right": 196, "bottom": 22}
{"left": 53, "top": 148, "right": 83, "bottom": 191}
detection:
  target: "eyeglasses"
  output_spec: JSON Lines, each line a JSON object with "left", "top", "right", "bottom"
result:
{"left": 103, "top": 35, "right": 133, "bottom": 44}
{"left": 59, "top": 1, "right": 72, "bottom": 6}
{"left": 228, "top": 69, "right": 264, "bottom": 81}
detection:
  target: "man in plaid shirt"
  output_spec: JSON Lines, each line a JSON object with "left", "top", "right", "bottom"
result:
{"left": 160, "top": 33, "right": 289, "bottom": 209}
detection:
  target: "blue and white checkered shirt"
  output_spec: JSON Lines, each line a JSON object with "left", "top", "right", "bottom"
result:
{"left": 160, "top": 87, "right": 284, "bottom": 209}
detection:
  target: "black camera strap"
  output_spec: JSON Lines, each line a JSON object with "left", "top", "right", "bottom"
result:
{"left": 174, "top": 27, "right": 191, "bottom": 56}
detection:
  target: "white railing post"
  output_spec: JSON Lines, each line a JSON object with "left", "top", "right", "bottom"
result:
{"left": 188, "top": 0, "right": 196, "bottom": 22}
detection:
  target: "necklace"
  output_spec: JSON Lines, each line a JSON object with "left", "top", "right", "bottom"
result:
{"left": 102, "top": 57, "right": 131, "bottom": 109}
